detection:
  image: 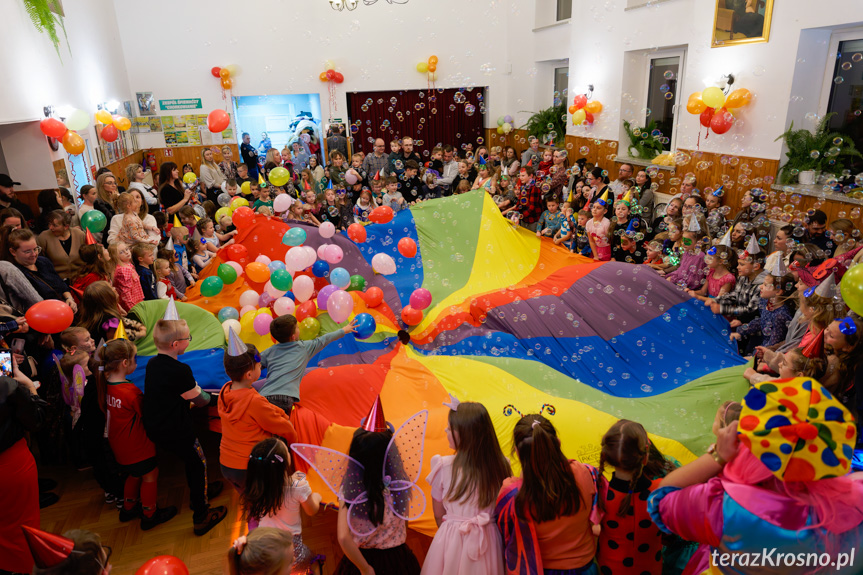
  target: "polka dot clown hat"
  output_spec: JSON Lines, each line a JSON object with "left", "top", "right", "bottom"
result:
{"left": 739, "top": 378, "right": 856, "bottom": 482}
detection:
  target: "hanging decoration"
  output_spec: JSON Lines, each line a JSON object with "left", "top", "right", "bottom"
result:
{"left": 569, "top": 89, "right": 603, "bottom": 126}
{"left": 207, "top": 65, "right": 239, "bottom": 133}
{"left": 319, "top": 60, "right": 345, "bottom": 119}
{"left": 686, "top": 77, "right": 752, "bottom": 145}
{"left": 496, "top": 114, "right": 515, "bottom": 136}
{"left": 416, "top": 55, "right": 439, "bottom": 89}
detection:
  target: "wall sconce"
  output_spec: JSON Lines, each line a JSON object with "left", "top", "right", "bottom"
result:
{"left": 329, "top": 0, "right": 358, "bottom": 10}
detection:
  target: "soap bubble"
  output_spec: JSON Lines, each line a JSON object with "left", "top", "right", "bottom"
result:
{"left": 663, "top": 70, "right": 675, "bottom": 80}
{"left": 464, "top": 104, "right": 476, "bottom": 116}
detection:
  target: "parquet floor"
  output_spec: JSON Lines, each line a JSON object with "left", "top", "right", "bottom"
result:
{"left": 38, "top": 432, "right": 432, "bottom": 574}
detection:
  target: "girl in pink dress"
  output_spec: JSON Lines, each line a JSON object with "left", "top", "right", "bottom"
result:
{"left": 422, "top": 396, "right": 511, "bottom": 575}
{"left": 688, "top": 245, "right": 736, "bottom": 302}
{"left": 586, "top": 198, "right": 612, "bottom": 261}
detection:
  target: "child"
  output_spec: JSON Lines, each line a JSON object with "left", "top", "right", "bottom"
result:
{"left": 154, "top": 258, "right": 182, "bottom": 301}
{"left": 421, "top": 170, "right": 441, "bottom": 201}
{"left": 553, "top": 204, "right": 575, "bottom": 250}
{"left": 381, "top": 177, "right": 405, "bottom": 212}
{"left": 318, "top": 188, "right": 343, "bottom": 228}
{"left": 401, "top": 161, "right": 422, "bottom": 203}
{"left": 157, "top": 247, "right": 193, "bottom": 298}
{"left": 97, "top": 339, "right": 177, "bottom": 529}
{"left": 198, "top": 216, "right": 236, "bottom": 253}
{"left": 116, "top": 192, "right": 159, "bottom": 246}
{"left": 143, "top": 319, "right": 226, "bottom": 536}
{"left": 59, "top": 326, "right": 95, "bottom": 357}
{"left": 455, "top": 180, "right": 471, "bottom": 195}
{"left": 494, "top": 175, "right": 516, "bottom": 212}
{"left": 705, "top": 190, "right": 726, "bottom": 239}
{"left": 225, "top": 179, "right": 240, "bottom": 198}
{"left": 245, "top": 181, "right": 261, "bottom": 204}
{"left": 586, "top": 195, "right": 612, "bottom": 261}
{"left": 644, "top": 240, "right": 664, "bottom": 267}
{"left": 595, "top": 419, "right": 676, "bottom": 575}
{"left": 732, "top": 272, "right": 796, "bottom": 352}
{"left": 286, "top": 200, "right": 319, "bottom": 226}
{"left": 253, "top": 187, "right": 274, "bottom": 212}
{"left": 236, "top": 163, "right": 250, "bottom": 186}
{"left": 369, "top": 176, "right": 385, "bottom": 206}
{"left": 70, "top": 244, "right": 112, "bottom": 304}
{"left": 423, "top": 398, "right": 510, "bottom": 575}
{"left": 78, "top": 281, "right": 147, "bottom": 342}
{"left": 178, "top": 205, "right": 198, "bottom": 237}
{"left": 242, "top": 439, "right": 323, "bottom": 575}
{"left": 259, "top": 315, "right": 356, "bottom": 413}
{"left": 153, "top": 211, "right": 169, "bottom": 244}
{"left": 202, "top": 200, "right": 217, "bottom": 223}
{"left": 729, "top": 221, "right": 747, "bottom": 251}
{"left": 229, "top": 527, "right": 294, "bottom": 575}
{"left": 708, "top": 252, "right": 766, "bottom": 323}
{"left": 535, "top": 196, "right": 564, "bottom": 238}
{"left": 536, "top": 149, "right": 553, "bottom": 180}
{"left": 665, "top": 229, "right": 707, "bottom": 290}
{"left": 614, "top": 233, "right": 647, "bottom": 264}
{"left": 744, "top": 346, "right": 827, "bottom": 385}
{"left": 188, "top": 237, "right": 214, "bottom": 272}
{"left": 110, "top": 242, "right": 145, "bottom": 312}
{"left": 688, "top": 245, "right": 736, "bottom": 302}
{"left": 353, "top": 189, "right": 375, "bottom": 223}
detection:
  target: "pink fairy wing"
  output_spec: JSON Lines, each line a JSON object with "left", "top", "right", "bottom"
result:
{"left": 54, "top": 355, "right": 71, "bottom": 406}
{"left": 346, "top": 497, "right": 379, "bottom": 537}
{"left": 290, "top": 444, "right": 367, "bottom": 504}
{"left": 384, "top": 410, "right": 428, "bottom": 521}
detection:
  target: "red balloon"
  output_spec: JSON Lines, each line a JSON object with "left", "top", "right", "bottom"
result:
{"left": 225, "top": 243, "right": 249, "bottom": 265}
{"left": 397, "top": 237, "right": 417, "bottom": 258}
{"left": 584, "top": 111, "right": 595, "bottom": 125}
{"left": 100, "top": 124, "right": 119, "bottom": 142}
{"left": 40, "top": 118, "right": 67, "bottom": 139}
{"left": 207, "top": 109, "right": 230, "bottom": 133}
{"left": 231, "top": 206, "right": 255, "bottom": 229}
{"left": 25, "top": 299, "right": 74, "bottom": 334}
{"left": 136, "top": 555, "right": 189, "bottom": 575}
{"left": 573, "top": 94, "right": 587, "bottom": 109}
{"left": 326, "top": 69, "right": 336, "bottom": 80}
{"left": 368, "top": 206, "right": 394, "bottom": 224}
{"left": 700, "top": 107, "right": 715, "bottom": 128}
{"left": 401, "top": 305, "right": 423, "bottom": 326}
{"left": 347, "top": 223, "right": 367, "bottom": 243}
{"left": 295, "top": 300, "right": 318, "bottom": 322}
{"left": 710, "top": 108, "right": 735, "bottom": 135}
{"left": 210, "top": 66, "right": 222, "bottom": 78}
{"left": 333, "top": 72, "right": 344, "bottom": 84}
{"left": 364, "top": 286, "right": 384, "bottom": 307}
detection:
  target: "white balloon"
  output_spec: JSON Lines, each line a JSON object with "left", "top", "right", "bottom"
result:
{"left": 273, "top": 193, "right": 292, "bottom": 213}
{"left": 256, "top": 255, "right": 272, "bottom": 265}
{"left": 222, "top": 319, "right": 241, "bottom": 339}
{"left": 301, "top": 246, "right": 317, "bottom": 269}
{"left": 239, "top": 290, "right": 260, "bottom": 308}
{"left": 319, "top": 221, "right": 336, "bottom": 238}
{"left": 273, "top": 297, "right": 296, "bottom": 317}
{"left": 317, "top": 244, "right": 330, "bottom": 260}
{"left": 372, "top": 253, "right": 397, "bottom": 275}
{"left": 240, "top": 305, "right": 257, "bottom": 318}
{"left": 284, "top": 247, "right": 306, "bottom": 272}
{"left": 264, "top": 280, "right": 285, "bottom": 299}
{"left": 293, "top": 275, "right": 315, "bottom": 302}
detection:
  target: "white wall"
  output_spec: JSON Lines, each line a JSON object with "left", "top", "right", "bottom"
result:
{"left": 566, "top": 0, "right": 863, "bottom": 160}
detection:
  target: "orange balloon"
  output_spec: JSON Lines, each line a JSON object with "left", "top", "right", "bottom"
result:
{"left": 686, "top": 92, "right": 707, "bottom": 115}
{"left": 585, "top": 100, "right": 603, "bottom": 115}
{"left": 428, "top": 55, "right": 438, "bottom": 65}
{"left": 568, "top": 105, "right": 577, "bottom": 114}
{"left": 319, "top": 72, "right": 329, "bottom": 82}
{"left": 219, "top": 68, "right": 231, "bottom": 79}
{"left": 245, "top": 262, "right": 270, "bottom": 284}
{"left": 221, "top": 77, "right": 233, "bottom": 90}
{"left": 428, "top": 63, "right": 437, "bottom": 73}
{"left": 364, "top": 286, "right": 384, "bottom": 307}
{"left": 725, "top": 88, "right": 752, "bottom": 109}
{"left": 114, "top": 116, "right": 132, "bottom": 131}
{"left": 62, "top": 130, "right": 85, "bottom": 154}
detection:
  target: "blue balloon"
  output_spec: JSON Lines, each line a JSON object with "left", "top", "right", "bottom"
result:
{"left": 282, "top": 227, "right": 307, "bottom": 247}
{"left": 312, "top": 260, "right": 330, "bottom": 278}
{"left": 354, "top": 313, "right": 377, "bottom": 340}
{"left": 330, "top": 267, "right": 351, "bottom": 289}
{"left": 217, "top": 307, "right": 240, "bottom": 323}
{"left": 285, "top": 291, "right": 296, "bottom": 301}
{"left": 268, "top": 260, "right": 286, "bottom": 273}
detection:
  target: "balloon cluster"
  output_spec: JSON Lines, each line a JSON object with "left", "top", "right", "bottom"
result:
{"left": 94, "top": 109, "right": 132, "bottom": 143}
{"left": 207, "top": 65, "right": 239, "bottom": 133}
{"left": 39, "top": 112, "right": 90, "bottom": 155}
{"left": 210, "top": 64, "right": 239, "bottom": 91}
{"left": 496, "top": 115, "right": 515, "bottom": 135}
{"left": 686, "top": 87, "right": 752, "bottom": 136}
{"left": 416, "top": 55, "right": 439, "bottom": 83}
{"left": 318, "top": 60, "right": 345, "bottom": 84}
{"left": 569, "top": 94, "right": 603, "bottom": 126}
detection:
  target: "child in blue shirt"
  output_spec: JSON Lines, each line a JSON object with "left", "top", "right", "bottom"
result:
{"left": 536, "top": 196, "right": 565, "bottom": 238}
{"left": 132, "top": 243, "right": 157, "bottom": 300}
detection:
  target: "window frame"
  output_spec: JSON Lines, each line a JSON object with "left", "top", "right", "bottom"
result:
{"left": 818, "top": 28, "right": 863, "bottom": 118}
{"left": 553, "top": 64, "right": 570, "bottom": 107}
{"left": 556, "top": 0, "right": 572, "bottom": 22}
{"left": 642, "top": 47, "right": 686, "bottom": 153}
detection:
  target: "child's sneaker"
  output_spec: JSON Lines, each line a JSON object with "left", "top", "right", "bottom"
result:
{"left": 105, "top": 492, "right": 116, "bottom": 505}
{"left": 141, "top": 506, "right": 178, "bottom": 531}
{"left": 119, "top": 503, "right": 141, "bottom": 522}
{"left": 193, "top": 506, "right": 227, "bottom": 536}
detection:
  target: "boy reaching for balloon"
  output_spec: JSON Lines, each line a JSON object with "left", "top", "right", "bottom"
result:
{"left": 259, "top": 314, "right": 357, "bottom": 415}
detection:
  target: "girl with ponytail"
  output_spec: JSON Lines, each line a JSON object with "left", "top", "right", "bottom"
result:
{"left": 495, "top": 411, "right": 600, "bottom": 575}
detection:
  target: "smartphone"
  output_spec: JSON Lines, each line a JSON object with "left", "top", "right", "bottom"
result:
{"left": 11, "top": 339, "right": 24, "bottom": 354}
{"left": 0, "top": 350, "right": 12, "bottom": 377}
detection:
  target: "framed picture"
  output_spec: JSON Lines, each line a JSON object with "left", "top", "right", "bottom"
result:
{"left": 136, "top": 92, "right": 156, "bottom": 116}
{"left": 712, "top": 0, "right": 773, "bottom": 48}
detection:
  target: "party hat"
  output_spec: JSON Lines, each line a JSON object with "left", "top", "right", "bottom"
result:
{"left": 163, "top": 296, "right": 180, "bottom": 321}
{"left": 595, "top": 189, "right": 610, "bottom": 207}
{"left": 801, "top": 329, "right": 825, "bottom": 359}
{"left": 112, "top": 319, "right": 127, "bottom": 341}
{"left": 625, "top": 218, "right": 638, "bottom": 237}
{"left": 814, "top": 272, "right": 837, "bottom": 299}
{"left": 719, "top": 229, "right": 732, "bottom": 248}
{"left": 374, "top": 169, "right": 381, "bottom": 181}
{"left": 526, "top": 158, "right": 534, "bottom": 167}
{"left": 361, "top": 395, "right": 388, "bottom": 432}
{"left": 173, "top": 214, "right": 182, "bottom": 228}
{"left": 226, "top": 327, "right": 248, "bottom": 356}
{"left": 84, "top": 229, "right": 96, "bottom": 245}
{"left": 477, "top": 155, "right": 487, "bottom": 166}
{"left": 165, "top": 237, "right": 174, "bottom": 251}
{"left": 442, "top": 392, "right": 461, "bottom": 411}
{"left": 687, "top": 215, "right": 701, "bottom": 233}
{"left": 769, "top": 253, "right": 787, "bottom": 277}
{"left": 745, "top": 234, "right": 761, "bottom": 256}
{"left": 21, "top": 525, "right": 75, "bottom": 569}
{"left": 621, "top": 189, "right": 632, "bottom": 206}
{"left": 712, "top": 185, "right": 724, "bottom": 197}
{"left": 195, "top": 215, "right": 201, "bottom": 223}
{"left": 327, "top": 179, "right": 333, "bottom": 190}
{"left": 258, "top": 173, "right": 266, "bottom": 187}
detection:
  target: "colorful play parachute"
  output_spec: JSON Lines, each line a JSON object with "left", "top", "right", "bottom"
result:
{"left": 179, "top": 191, "right": 747, "bottom": 536}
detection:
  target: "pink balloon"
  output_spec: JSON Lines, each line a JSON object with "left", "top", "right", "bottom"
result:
{"left": 372, "top": 253, "right": 396, "bottom": 275}
{"left": 409, "top": 288, "right": 432, "bottom": 310}
{"left": 264, "top": 280, "right": 285, "bottom": 299}
{"left": 317, "top": 284, "right": 338, "bottom": 310}
{"left": 227, "top": 261, "right": 244, "bottom": 277}
{"left": 317, "top": 244, "right": 330, "bottom": 260}
{"left": 285, "top": 247, "right": 306, "bottom": 272}
{"left": 273, "top": 297, "right": 296, "bottom": 317}
{"left": 239, "top": 289, "right": 260, "bottom": 308}
{"left": 253, "top": 313, "right": 273, "bottom": 336}
{"left": 240, "top": 305, "right": 257, "bottom": 317}
{"left": 293, "top": 275, "right": 315, "bottom": 302}
{"left": 345, "top": 169, "right": 358, "bottom": 185}
{"left": 319, "top": 221, "right": 336, "bottom": 238}
{"left": 323, "top": 244, "right": 344, "bottom": 264}
{"left": 301, "top": 246, "right": 317, "bottom": 269}
{"left": 327, "top": 290, "right": 354, "bottom": 324}
{"left": 273, "top": 194, "right": 293, "bottom": 213}
{"left": 255, "top": 255, "right": 272, "bottom": 265}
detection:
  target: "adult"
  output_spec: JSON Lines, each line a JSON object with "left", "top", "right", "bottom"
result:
{"left": 77, "top": 185, "right": 97, "bottom": 219}
{"left": 584, "top": 166, "right": 612, "bottom": 206}
{"left": 0, "top": 370, "right": 46, "bottom": 574}
{"left": 326, "top": 125, "right": 348, "bottom": 160}
{"left": 436, "top": 144, "right": 460, "bottom": 196}
{"left": 258, "top": 132, "right": 272, "bottom": 156}
{"left": 649, "top": 197, "right": 683, "bottom": 240}
{"left": 501, "top": 146, "right": 521, "bottom": 178}
{"left": 634, "top": 169, "right": 654, "bottom": 219}
{"left": 199, "top": 148, "right": 226, "bottom": 204}
{"left": 240, "top": 132, "right": 259, "bottom": 179}
{"left": 520, "top": 136, "right": 541, "bottom": 168}
{"left": 125, "top": 163, "right": 159, "bottom": 213}
{"left": 649, "top": 378, "right": 863, "bottom": 575}
{"left": 385, "top": 137, "right": 422, "bottom": 177}
{"left": 57, "top": 187, "right": 79, "bottom": 228}
{"left": 115, "top": 192, "right": 159, "bottom": 246}
{"left": 219, "top": 145, "right": 239, "bottom": 180}
{"left": 547, "top": 149, "right": 570, "bottom": 201}
{"left": 308, "top": 155, "right": 325, "bottom": 187}
{"left": 290, "top": 138, "right": 312, "bottom": 172}
{"left": 362, "top": 138, "right": 389, "bottom": 182}
{"left": 801, "top": 209, "right": 835, "bottom": 257}
{"left": 93, "top": 173, "right": 119, "bottom": 247}
{"left": 672, "top": 175, "right": 698, "bottom": 200}
{"left": 158, "top": 162, "right": 193, "bottom": 215}
{"left": 36, "top": 210, "right": 85, "bottom": 280}
{"left": 33, "top": 189, "right": 64, "bottom": 235}
{"left": 3, "top": 228, "right": 75, "bottom": 311}
{"left": 496, "top": 414, "right": 597, "bottom": 574}
{"left": 0, "top": 259, "right": 42, "bottom": 311}
{"left": 0, "top": 208, "right": 25, "bottom": 230}
{"left": 764, "top": 224, "right": 794, "bottom": 272}
{"left": 609, "top": 163, "right": 634, "bottom": 198}
{"left": 0, "top": 174, "right": 35, "bottom": 224}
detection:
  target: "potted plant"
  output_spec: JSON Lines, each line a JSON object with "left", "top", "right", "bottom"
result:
{"left": 521, "top": 104, "right": 567, "bottom": 148}
{"left": 623, "top": 120, "right": 664, "bottom": 160}
{"left": 775, "top": 113, "right": 862, "bottom": 185}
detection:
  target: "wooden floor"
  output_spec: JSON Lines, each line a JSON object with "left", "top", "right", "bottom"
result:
{"left": 38, "top": 433, "right": 432, "bottom": 574}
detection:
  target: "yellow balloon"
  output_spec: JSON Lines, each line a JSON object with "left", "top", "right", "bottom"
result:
{"left": 572, "top": 109, "right": 586, "bottom": 125}
{"left": 225, "top": 64, "right": 239, "bottom": 77}
{"left": 416, "top": 62, "right": 428, "bottom": 74}
{"left": 95, "top": 110, "right": 113, "bottom": 125}
{"left": 241, "top": 181, "right": 251, "bottom": 196}
{"left": 585, "top": 101, "right": 603, "bottom": 114}
{"left": 429, "top": 72, "right": 438, "bottom": 82}
{"left": 231, "top": 196, "right": 249, "bottom": 209}
{"left": 183, "top": 172, "right": 197, "bottom": 184}
{"left": 324, "top": 60, "right": 335, "bottom": 71}
{"left": 115, "top": 117, "right": 132, "bottom": 131}
{"left": 702, "top": 87, "right": 725, "bottom": 109}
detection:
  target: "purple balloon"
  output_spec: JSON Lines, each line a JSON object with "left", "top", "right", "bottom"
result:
{"left": 259, "top": 292, "right": 275, "bottom": 307}
{"left": 317, "top": 284, "right": 338, "bottom": 311}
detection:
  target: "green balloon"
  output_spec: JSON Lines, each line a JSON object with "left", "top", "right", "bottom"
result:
{"left": 80, "top": 209, "right": 107, "bottom": 233}
{"left": 218, "top": 263, "right": 238, "bottom": 284}
{"left": 200, "top": 276, "right": 224, "bottom": 297}
{"left": 270, "top": 269, "right": 293, "bottom": 291}
{"left": 298, "top": 317, "right": 321, "bottom": 340}
{"left": 348, "top": 274, "right": 366, "bottom": 291}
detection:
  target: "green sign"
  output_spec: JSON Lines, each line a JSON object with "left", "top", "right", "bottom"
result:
{"left": 159, "top": 98, "right": 203, "bottom": 111}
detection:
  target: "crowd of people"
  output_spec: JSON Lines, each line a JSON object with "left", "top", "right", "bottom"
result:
{"left": 1, "top": 128, "right": 863, "bottom": 575}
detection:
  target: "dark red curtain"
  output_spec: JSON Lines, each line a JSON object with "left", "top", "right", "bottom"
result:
{"left": 346, "top": 88, "right": 486, "bottom": 159}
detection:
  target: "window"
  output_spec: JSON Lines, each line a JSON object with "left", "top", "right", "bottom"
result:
{"left": 824, "top": 38, "right": 863, "bottom": 174}
{"left": 556, "top": 0, "right": 571, "bottom": 21}
{"left": 645, "top": 54, "right": 682, "bottom": 152}
{"left": 553, "top": 66, "right": 569, "bottom": 107}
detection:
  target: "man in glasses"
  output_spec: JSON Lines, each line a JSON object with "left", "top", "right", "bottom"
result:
{"left": 362, "top": 138, "right": 389, "bottom": 183}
